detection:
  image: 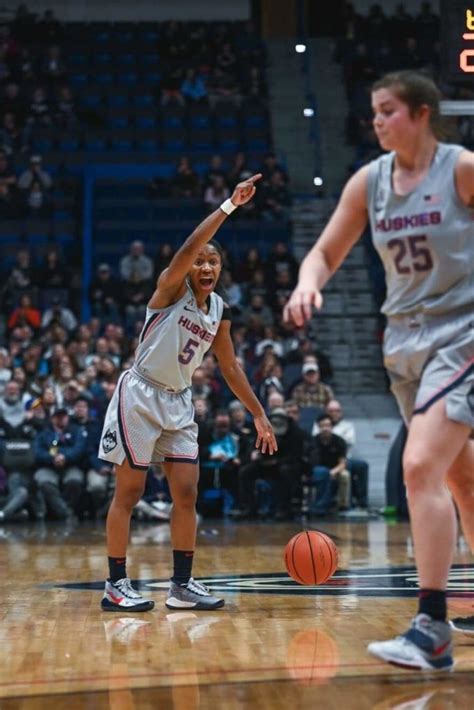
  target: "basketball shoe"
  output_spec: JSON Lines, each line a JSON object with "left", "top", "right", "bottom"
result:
{"left": 450, "top": 615, "right": 474, "bottom": 636}
{"left": 101, "top": 578, "right": 155, "bottom": 612}
{"left": 166, "top": 578, "right": 225, "bottom": 610}
{"left": 367, "top": 614, "right": 454, "bottom": 671}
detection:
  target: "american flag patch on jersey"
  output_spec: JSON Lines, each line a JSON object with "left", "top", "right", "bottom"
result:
{"left": 424, "top": 194, "right": 440, "bottom": 204}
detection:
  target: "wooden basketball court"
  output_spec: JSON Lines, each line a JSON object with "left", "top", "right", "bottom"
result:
{"left": 1, "top": 519, "right": 473, "bottom": 709}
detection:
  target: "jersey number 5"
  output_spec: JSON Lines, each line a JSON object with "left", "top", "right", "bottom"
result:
{"left": 178, "top": 338, "right": 199, "bottom": 365}
{"left": 388, "top": 235, "right": 434, "bottom": 275}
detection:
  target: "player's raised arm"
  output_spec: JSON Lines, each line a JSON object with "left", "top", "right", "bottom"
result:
{"left": 283, "top": 165, "right": 370, "bottom": 327}
{"left": 151, "top": 174, "right": 262, "bottom": 305}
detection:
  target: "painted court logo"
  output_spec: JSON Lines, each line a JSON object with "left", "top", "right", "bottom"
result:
{"left": 52, "top": 564, "right": 474, "bottom": 598}
{"left": 101, "top": 428, "right": 117, "bottom": 453}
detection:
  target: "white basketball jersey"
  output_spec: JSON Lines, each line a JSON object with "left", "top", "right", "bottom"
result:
{"left": 133, "top": 282, "right": 224, "bottom": 390}
{"left": 367, "top": 143, "right": 474, "bottom": 316}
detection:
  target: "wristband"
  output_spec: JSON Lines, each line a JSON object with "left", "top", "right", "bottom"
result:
{"left": 220, "top": 198, "right": 237, "bottom": 215}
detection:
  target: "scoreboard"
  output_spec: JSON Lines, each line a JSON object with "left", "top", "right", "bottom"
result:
{"left": 441, "top": 0, "right": 474, "bottom": 85}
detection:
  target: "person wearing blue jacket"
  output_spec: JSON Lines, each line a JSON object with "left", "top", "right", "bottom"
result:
{"left": 34, "top": 406, "right": 86, "bottom": 519}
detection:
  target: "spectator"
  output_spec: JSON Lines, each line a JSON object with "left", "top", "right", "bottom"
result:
{"left": 153, "top": 243, "right": 174, "bottom": 281}
{"left": 199, "top": 410, "right": 240, "bottom": 508}
{"left": 0, "top": 417, "right": 37, "bottom": 522}
{"left": 290, "top": 362, "right": 334, "bottom": 408}
{"left": 227, "top": 152, "right": 250, "bottom": 184}
{"left": 54, "top": 85, "right": 77, "bottom": 127}
{"left": 71, "top": 398, "right": 113, "bottom": 517}
{"left": 266, "top": 241, "right": 299, "bottom": 285}
{"left": 313, "top": 399, "right": 369, "bottom": 510}
{"left": 0, "top": 380, "right": 26, "bottom": 428}
{"left": 203, "top": 174, "right": 230, "bottom": 213}
{"left": 171, "top": 156, "right": 200, "bottom": 198}
{"left": 0, "top": 149, "right": 19, "bottom": 218}
{"left": 266, "top": 390, "right": 285, "bottom": 412}
{"left": 7, "top": 294, "right": 41, "bottom": 332}
{"left": 41, "top": 297, "right": 77, "bottom": 332}
{"left": 27, "top": 87, "right": 52, "bottom": 126}
{"left": 40, "top": 45, "right": 67, "bottom": 86}
{"left": 0, "top": 348, "right": 12, "bottom": 395}
{"left": 34, "top": 406, "right": 86, "bottom": 519}
{"left": 204, "top": 154, "right": 227, "bottom": 189}
{"left": 193, "top": 396, "right": 211, "bottom": 426}
{"left": 18, "top": 154, "right": 53, "bottom": 195}
{"left": 220, "top": 269, "right": 243, "bottom": 316}
{"left": 160, "top": 67, "right": 185, "bottom": 106}
{"left": 233, "top": 407, "right": 307, "bottom": 520}
{"left": 234, "top": 246, "right": 265, "bottom": 284}
{"left": 2, "top": 82, "right": 26, "bottom": 123}
{"left": 181, "top": 68, "right": 208, "bottom": 103}
{"left": 89, "top": 263, "right": 122, "bottom": 324}
{"left": 208, "top": 67, "right": 240, "bottom": 107}
{"left": 36, "top": 247, "right": 69, "bottom": 289}
{"left": 122, "top": 272, "right": 151, "bottom": 333}
{"left": 306, "top": 414, "right": 350, "bottom": 515}
{"left": 243, "top": 293, "right": 274, "bottom": 327}
{"left": 119, "top": 240, "right": 154, "bottom": 284}
{"left": 0, "top": 111, "right": 30, "bottom": 155}
{"left": 259, "top": 170, "right": 291, "bottom": 221}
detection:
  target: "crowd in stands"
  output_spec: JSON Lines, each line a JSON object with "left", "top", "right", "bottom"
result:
{"left": 336, "top": 2, "right": 474, "bottom": 172}
{"left": 148, "top": 150, "right": 291, "bottom": 221}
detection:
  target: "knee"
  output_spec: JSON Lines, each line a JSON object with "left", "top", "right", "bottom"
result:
{"left": 403, "top": 452, "right": 437, "bottom": 494}
{"left": 115, "top": 483, "right": 145, "bottom": 510}
{"left": 172, "top": 482, "right": 198, "bottom": 510}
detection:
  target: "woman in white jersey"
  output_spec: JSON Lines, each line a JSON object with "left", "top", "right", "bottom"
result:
{"left": 284, "top": 71, "right": 474, "bottom": 671}
{"left": 100, "top": 173, "right": 277, "bottom": 612}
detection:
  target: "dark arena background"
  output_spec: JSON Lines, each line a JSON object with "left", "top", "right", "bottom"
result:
{"left": 0, "top": 1, "right": 473, "bottom": 708}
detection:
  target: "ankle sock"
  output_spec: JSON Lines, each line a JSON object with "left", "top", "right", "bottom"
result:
{"left": 171, "top": 549, "right": 194, "bottom": 586}
{"left": 108, "top": 556, "right": 127, "bottom": 582}
{"left": 418, "top": 589, "right": 447, "bottom": 621}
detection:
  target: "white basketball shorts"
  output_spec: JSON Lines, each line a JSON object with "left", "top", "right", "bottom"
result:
{"left": 98, "top": 370, "right": 199, "bottom": 471}
{"left": 383, "top": 306, "right": 473, "bottom": 426}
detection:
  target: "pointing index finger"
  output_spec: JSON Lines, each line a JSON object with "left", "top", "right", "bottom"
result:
{"left": 248, "top": 173, "right": 262, "bottom": 184}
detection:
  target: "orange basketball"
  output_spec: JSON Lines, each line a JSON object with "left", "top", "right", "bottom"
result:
{"left": 284, "top": 530, "right": 338, "bottom": 585}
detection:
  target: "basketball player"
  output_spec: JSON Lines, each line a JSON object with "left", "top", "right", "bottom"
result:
{"left": 284, "top": 71, "right": 473, "bottom": 670}
{"left": 99, "top": 173, "right": 277, "bottom": 612}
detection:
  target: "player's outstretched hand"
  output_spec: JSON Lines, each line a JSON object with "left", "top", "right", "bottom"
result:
{"left": 283, "top": 286, "right": 324, "bottom": 327}
{"left": 230, "top": 173, "right": 262, "bottom": 206}
{"left": 254, "top": 413, "right": 278, "bottom": 455}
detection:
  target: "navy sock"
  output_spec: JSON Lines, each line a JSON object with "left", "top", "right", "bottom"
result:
{"left": 108, "top": 556, "right": 127, "bottom": 582}
{"left": 171, "top": 549, "right": 194, "bottom": 586}
{"left": 418, "top": 589, "right": 447, "bottom": 621}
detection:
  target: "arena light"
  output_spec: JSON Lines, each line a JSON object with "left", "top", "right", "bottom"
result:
{"left": 313, "top": 177, "right": 323, "bottom": 187}
{"left": 303, "top": 107, "right": 314, "bottom": 117}
{"left": 295, "top": 44, "right": 306, "bottom": 53}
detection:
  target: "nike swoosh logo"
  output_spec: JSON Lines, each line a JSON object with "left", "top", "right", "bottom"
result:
{"left": 184, "top": 305, "right": 195, "bottom": 312}
{"left": 433, "top": 641, "right": 451, "bottom": 656}
{"left": 109, "top": 592, "right": 124, "bottom": 604}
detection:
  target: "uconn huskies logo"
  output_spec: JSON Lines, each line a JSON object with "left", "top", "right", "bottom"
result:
{"left": 102, "top": 428, "right": 117, "bottom": 453}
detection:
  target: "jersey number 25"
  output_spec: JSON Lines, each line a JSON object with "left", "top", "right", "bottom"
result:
{"left": 388, "top": 234, "right": 434, "bottom": 275}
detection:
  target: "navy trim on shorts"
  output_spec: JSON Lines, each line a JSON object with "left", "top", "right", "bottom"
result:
{"left": 117, "top": 374, "right": 149, "bottom": 471}
{"left": 413, "top": 362, "right": 474, "bottom": 416}
{"left": 164, "top": 454, "right": 199, "bottom": 465}
{"left": 139, "top": 312, "right": 161, "bottom": 344}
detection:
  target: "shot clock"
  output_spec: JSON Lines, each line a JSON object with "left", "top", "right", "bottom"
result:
{"left": 441, "top": 0, "right": 474, "bottom": 85}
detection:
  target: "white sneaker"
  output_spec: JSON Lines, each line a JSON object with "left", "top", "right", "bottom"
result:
{"left": 368, "top": 614, "right": 453, "bottom": 671}
{"left": 166, "top": 578, "right": 224, "bottom": 610}
{"left": 101, "top": 578, "right": 155, "bottom": 612}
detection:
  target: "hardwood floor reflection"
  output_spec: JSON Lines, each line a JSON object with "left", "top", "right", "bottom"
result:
{"left": 0, "top": 519, "right": 472, "bottom": 708}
